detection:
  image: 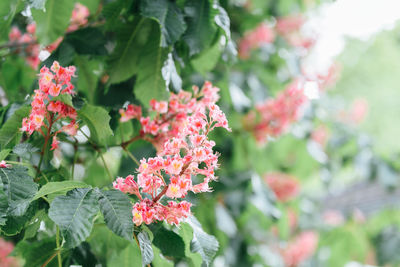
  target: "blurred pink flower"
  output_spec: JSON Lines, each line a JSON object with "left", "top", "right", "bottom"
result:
{"left": 264, "top": 172, "right": 300, "bottom": 202}
{"left": 282, "top": 231, "right": 319, "bottom": 267}
{"left": 0, "top": 238, "right": 20, "bottom": 267}
{"left": 311, "top": 125, "right": 329, "bottom": 147}
{"left": 322, "top": 210, "right": 344, "bottom": 226}
{"left": 238, "top": 23, "right": 275, "bottom": 59}
{"left": 350, "top": 98, "right": 368, "bottom": 124}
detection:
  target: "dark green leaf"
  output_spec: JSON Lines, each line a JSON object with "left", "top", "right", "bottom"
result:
{"left": 183, "top": 0, "right": 217, "bottom": 56}
{"left": 77, "top": 104, "right": 113, "bottom": 145}
{"left": 0, "top": 105, "right": 30, "bottom": 149}
{"left": 32, "top": 0, "right": 75, "bottom": 44}
{"left": 0, "top": 178, "right": 8, "bottom": 225}
{"left": 1, "top": 203, "right": 36, "bottom": 236}
{"left": 33, "top": 181, "right": 90, "bottom": 201}
{"left": 96, "top": 189, "right": 134, "bottom": 241}
{"left": 65, "top": 27, "right": 107, "bottom": 55}
{"left": 49, "top": 188, "right": 99, "bottom": 248}
{"left": 138, "top": 231, "right": 154, "bottom": 266}
{"left": 152, "top": 245, "right": 174, "bottom": 267}
{"left": 0, "top": 167, "right": 38, "bottom": 216}
{"left": 153, "top": 226, "right": 185, "bottom": 258}
{"left": 141, "top": 0, "right": 187, "bottom": 47}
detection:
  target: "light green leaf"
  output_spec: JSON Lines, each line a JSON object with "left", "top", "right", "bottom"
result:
{"left": 52, "top": 93, "right": 73, "bottom": 107}
{"left": 0, "top": 178, "right": 8, "bottom": 225}
{"left": 107, "top": 242, "right": 142, "bottom": 267}
{"left": 77, "top": 104, "right": 113, "bottom": 145}
{"left": 33, "top": 181, "right": 90, "bottom": 201}
{"left": 14, "top": 238, "right": 57, "bottom": 267}
{"left": 49, "top": 188, "right": 99, "bottom": 248}
{"left": 96, "top": 189, "right": 134, "bottom": 241}
{"left": 183, "top": 0, "right": 218, "bottom": 56}
{"left": 140, "top": 0, "right": 187, "bottom": 47}
{"left": 0, "top": 167, "right": 38, "bottom": 217}
{"left": 32, "top": 0, "right": 75, "bottom": 44}
{"left": 75, "top": 56, "right": 100, "bottom": 103}
{"left": 0, "top": 0, "right": 24, "bottom": 41}
{"left": 191, "top": 39, "right": 221, "bottom": 75}
{"left": 152, "top": 245, "right": 174, "bottom": 267}
{"left": 0, "top": 149, "right": 11, "bottom": 161}
{"left": 0, "top": 105, "right": 30, "bottom": 149}
{"left": 179, "top": 223, "right": 202, "bottom": 267}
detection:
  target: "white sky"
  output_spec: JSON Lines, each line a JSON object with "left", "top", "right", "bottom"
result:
{"left": 303, "top": 0, "right": 400, "bottom": 75}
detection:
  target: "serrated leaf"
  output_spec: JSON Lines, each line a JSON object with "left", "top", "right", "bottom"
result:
{"left": 138, "top": 231, "right": 154, "bottom": 266}
{"left": 107, "top": 19, "right": 152, "bottom": 84}
{"left": 13, "top": 143, "right": 39, "bottom": 160}
{"left": 1, "top": 203, "right": 36, "bottom": 236}
{"left": 140, "top": 0, "right": 187, "bottom": 47}
{"left": 32, "top": 0, "right": 75, "bottom": 44}
{"left": 96, "top": 189, "right": 134, "bottom": 241}
{"left": 33, "top": 181, "right": 90, "bottom": 201}
{"left": 49, "top": 188, "right": 99, "bottom": 248}
{"left": 107, "top": 242, "right": 142, "bottom": 267}
{"left": 183, "top": 0, "right": 218, "bottom": 56}
{"left": 0, "top": 167, "right": 38, "bottom": 217}
{"left": 0, "top": 105, "right": 30, "bottom": 149}
{"left": 14, "top": 238, "right": 57, "bottom": 267}
{"left": 77, "top": 104, "right": 113, "bottom": 145}
{"left": 134, "top": 21, "right": 170, "bottom": 105}
{"left": 188, "top": 216, "right": 219, "bottom": 266}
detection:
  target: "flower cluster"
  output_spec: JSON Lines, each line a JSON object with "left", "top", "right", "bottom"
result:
{"left": 8, "top": 3, "right": 89, "bottom": 69}
{"left": 115, "top": 82, "right": 230, "bottom": 226}
{"left": 238, "top": 15, "right": 315, "bottom": 59}
{"left": 264, "top": 172, "right": 300, "bottom": 202}
{"left": 21, "top": 61, "right": 78, "bottom": 150}
{"left": 244, "top": 80, "right": 307, "bottom": 144}
{"left": 238, "top": 23, "right": 275, "bottom": 59}
{"left": 281, "top": 231, "right": 318, "bottom": 267}
{"left": 8, "top": 23, "right": 40, "bottom": 69}
{"left": 0, "top": 238, "right": 20, "bottom": 267}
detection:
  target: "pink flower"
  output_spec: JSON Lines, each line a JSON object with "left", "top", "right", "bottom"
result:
{"left": 114, "top": 82, "right": 229, "bottom": 226}
{"left": 51, "top": 135, "right": 59, "bottom": 150}
{"left": 264, "top": 172, "right": 300, "bottom": 202}
{"left": 120, "top": 104, "right": 142, "bottom": 122}
{"left": 238, "top": 23, "right": 275, "bottom": 59}
{"left": 67, "top": 3, "right": 90, "bottom": 32}
{"left": 282, "top": 231, "right": 318, "bottom": 267}
{"left": 0, "top": 161, "right": 11, "bottom": 168}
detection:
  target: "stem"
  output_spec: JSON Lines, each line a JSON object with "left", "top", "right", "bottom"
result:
{"left": 133, "top": 231, "right": 140, "bottom": 247}
{"left": 56, "top": 226, "right": 62, "bottom": 267}
{"left": 121, "top": 135, "right": 142, "bottom": 149}
{"left": 0, "top": 40, "right": 37, "bottom": 50}
{"left": 71, "top": 141, "right": 78, "bottom": 180}
{"left": 153, "top": 185, "right": 169, "bottom": 203}
{"left": 41, "top": 251, "right": 58, "bottom": 267}
{"left": 98, "top": 151, "right": 113, "bottom": 182}
{"left": 123, "top": 147, "right": 140, "bottom": 166}
{"left": 35, "top": 113, "right": 55, "bottom": 180}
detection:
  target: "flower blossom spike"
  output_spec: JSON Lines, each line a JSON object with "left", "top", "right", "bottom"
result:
{"left": 21, "top": 61, "right": 79, "bottom": 150}
{"left": 115, "top": 81, "right": 230, "bottom": 226}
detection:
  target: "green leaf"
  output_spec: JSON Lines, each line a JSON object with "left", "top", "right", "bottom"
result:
{"left": 12, "top": 143, "right": 38, "bottom": 160}
{"left": 32, "top": 0, "right": 75, "bottom": 44}
{"left": 0, "top": 105, "right": 30, "bottom": 149}
{"left": 188, "top": 216, "right": 219, "bottom": 266}
{"left": 153, "top": 227, "right": 185, "bottom": 258}
{"left": 0, "top": 167, "right": 38, "bottom": 217}
{"left": 88, "top": 224, "right": 130, "bottom": 264}
{"left": 33, "top": 181, "right": 90, "bottom": 201}
{"left": 107, "top": 242, "right": 142, "bottom": 267}
{"left": 134, "top": 21, "right": 170, "bottom": 105}
{"left": 1, "top": 203, "right": 36, "bottom": 236}
{"left": 77, "top": 0, "right": 100, "bottom": 13}
{"left": 107, "top": 19, "right": 151, "bottom": 84}
{"left": 75, "top": 56, "right": 100, "bottom": 103}
{"left": 77, "top": 104, "right": 113, "bottom": 145}
{"left": 138, "top": 231, "right": 154, "bottom": 266}
{"left": 96, "top": 189, "right": 134, "bottom": 241}
{"left": 140, "top": 0, "right": 187, "bottom": 47}
{"left": 65, "top": 27, "right": 107, "bottom": 55}
{"left": 29, "top": 0, "right": 46, "bottom": 10}
{"left": 0, "top": 178, "right": 8, "bottom": 225}
{"left": 49, "top": 188, "right": 99, "bottom": 248}
{"left": 152, "top": 245, "right": 174, "bottom": 267}
{"left": 191, "top": 39, "right": 221, "bottom": 75}
{"left": 14, "top": 238, "right": 57, "bottom": 267}
{"left": 0, "top": 149, "right": 11, "bottom": 161}
{"left": 0, "top": 0, "right": 24, "bottom": 41}
{"left": 179, "top": 223, "right": 202, "bottom": 267}
{"left": 24, "top": 209, "right": 47, "bottom": 239}
{"left": 183, "top": 0, "right": 218, "bottom": 56}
